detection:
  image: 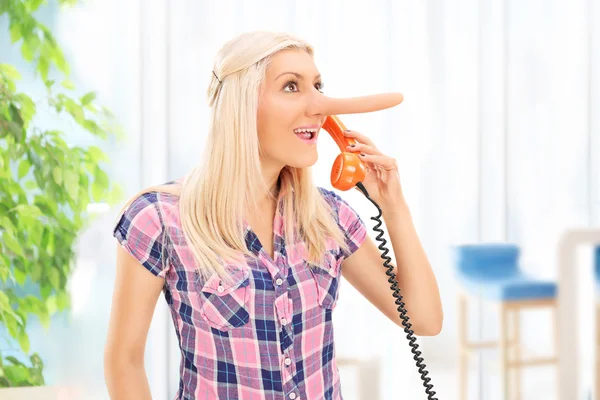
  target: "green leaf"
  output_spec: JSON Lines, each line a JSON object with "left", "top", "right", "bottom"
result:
{"left": 7, "top": 122, "right": 24, "bottom": 142}
{"left": 64, "top": 99, "right": 85, "bottom": 124}
{"left": 13, "top": 268, "right": 26, "bottom": 286}
{"left": 37, "top": 58, "right": 49, "bottom": 81}
{"left": 24, "top": 180, "right": 38, "bottom": 190}
{"left": 52, "top": 166, "right": 63, "bottom": 185}
{"left": 17, "top": 331, "right": 30, "bottom": 354}
{"left": 3, "top": 231, "right": 24, "bottom": 257}
{"left": 30, "top": 354, "right": 43, "bottom": 370}
{"left": 14, "top": 204, "right": 42, "bottom": 219}
{"left": 0, "top": 64, "right": 21, "bottom": 80}
{"left": 0, "top": 216, "right": 16, "bottom": 235}
{"left": 94, "top": 165, "right": 109, "bottom": 187}
{"left": 4, "top": 364, "right": 28, "bottom": 385}
{"left": 27, "top": 0, "right": 45, "bottom": 13}
{"left": 91, "top": 181, "right": 104, "bottom": 202}
{"left": 16, "top": 94, "right": 36, "bottom": 123}
{"left": 45, "top": 296, "right": 57, "bottom": 314}
{"left": 83, "top": 119, "right": 104, "bottom": 137}
{"left": 64, "top": 170, "right": 79, "bottom": 201}
{"left": 4, "top": 315, "right": 19, "bottom": 339}
{"left": 0, "top": 291, "right": 15, "bottom": 315}
{"left": 56, "top": 291, "right": 70, "bottom": 311}
{"left": 54, "top": 49, "right": 69, "bottom": 75}
{"left": 21, "top": 40, "right": 36, "bottom": 62}
{"left": 18, "top": 159, "right": 31, "bottom": 179}
{"left": 0, "top": 255, "right": 9, "bottom": 283}
{"left": 9, "top": 23, "right": 22, "bottom": 43}
{"left": 9, "top": 104, "right": 24, "bottom": 128}
{"left": 61, "top": 79, "right": 75, "bottom": 90}
{"left": 40, "top": 282, "right": 52, "bottom": 299}
{"left": 46, "top": 228, "right": 55, "bottom": 257}
{"left": 48, "top": 269, "right": 60, "bottom": 290}
{"left": 38, "top": 311, "right": 50, "bottom": 330}
{"left": 80, "top": 92, "right": 96, "bottom": 106}
{"left": 4, "top": 357, "right": 23, "bottom": 367}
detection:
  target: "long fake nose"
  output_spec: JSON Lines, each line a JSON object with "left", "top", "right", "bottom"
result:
{"left": 307, "top": 91, "right": 404, "bottom": 116}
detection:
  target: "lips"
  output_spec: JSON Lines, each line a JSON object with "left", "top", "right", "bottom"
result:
{"left": 293, "top": 126, "right": 319, "bottom": 144}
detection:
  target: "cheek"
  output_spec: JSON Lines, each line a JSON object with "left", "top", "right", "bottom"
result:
{"left": 257, "top": 98, "right": 293, "bottom": 144}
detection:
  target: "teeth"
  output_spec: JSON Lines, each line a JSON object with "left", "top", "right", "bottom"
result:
{"left": 294, "top": 128, "right": 317, "bottom": 134}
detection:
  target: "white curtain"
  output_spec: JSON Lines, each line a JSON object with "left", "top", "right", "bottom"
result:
{"left": 6, "top": 0, "right": 593, "bottom": 398}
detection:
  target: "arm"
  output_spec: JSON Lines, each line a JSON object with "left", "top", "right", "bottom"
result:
{"left": 341, "top": 197, "right": 443, "bottom": 336}
{"left": 104, "top": 244, "right": 165, "bottom": 399}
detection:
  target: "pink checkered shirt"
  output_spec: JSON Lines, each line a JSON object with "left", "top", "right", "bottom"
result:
{"left": 113, "top": 180, "right": 367, "bottom": 399}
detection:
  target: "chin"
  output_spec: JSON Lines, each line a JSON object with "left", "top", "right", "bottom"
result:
{"left": 287, "top": 153, "right": 318, "bottom": 169}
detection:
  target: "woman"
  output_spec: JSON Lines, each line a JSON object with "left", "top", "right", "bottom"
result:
{"left": 104, "top": 30, "right": 442, "bottom": 400}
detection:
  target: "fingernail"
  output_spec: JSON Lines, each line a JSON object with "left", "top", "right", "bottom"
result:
{"left": 350, "top": 144, "right": 355, "bottom": 147}
{"left": 360, "top": 153, "right": 365, "bottom": 157}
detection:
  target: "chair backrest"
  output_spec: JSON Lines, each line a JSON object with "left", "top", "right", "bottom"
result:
{"left": 595, "top": 245, "right": 600, "bottom": 280}
{"left": 454, "top": 243, "right": 520, "bottom": 280}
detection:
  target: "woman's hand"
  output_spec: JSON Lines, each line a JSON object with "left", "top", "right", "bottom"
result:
{"left": 343, "top": 129, "right": 404, "bottom": 214}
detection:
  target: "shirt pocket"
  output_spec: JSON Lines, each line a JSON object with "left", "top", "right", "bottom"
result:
{"left": 194, "top": 267, "right": 252, "bottom": 331}
{"left": 309, "top": 251, "right": 343, "bottom": 310}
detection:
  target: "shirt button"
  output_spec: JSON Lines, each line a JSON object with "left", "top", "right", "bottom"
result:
{"left": 289, "top": 393, "right": 296, "bottom": 399}
{"left": 284, "top": 358, "right": 292, "bottom": 366}
{"left": 217, "top": 285, "right": 224, "bottom": 293}
{"left": 280, "top": 317, "right": 287, "bottom": 325}
{"left": 275, "top": 278, "right": 283, "bottom": 286}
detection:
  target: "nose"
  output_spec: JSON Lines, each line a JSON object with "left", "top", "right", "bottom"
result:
{"left": 307, "top": 91, "right": 404, "bottom": 116}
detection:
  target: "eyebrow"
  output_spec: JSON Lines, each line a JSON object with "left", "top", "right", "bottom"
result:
{"left": 275, "top": 71, "right": 322, "bottom": 81}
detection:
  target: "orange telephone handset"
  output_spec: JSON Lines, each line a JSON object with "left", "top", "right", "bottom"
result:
{"left": 321, "top": 115, "right": 367, "bottom": 191}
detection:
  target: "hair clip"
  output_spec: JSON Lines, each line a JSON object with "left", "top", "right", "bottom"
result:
{"left": 212, "top": 71, "right": 222, "bottom": 84}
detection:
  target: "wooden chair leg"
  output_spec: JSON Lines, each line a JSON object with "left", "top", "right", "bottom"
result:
{"left": 458, "top": 292, "right": 468, "bottom": 400}
{"left": 554, "top": 303, "right": 560, "bottom": 399}
{"left": 512, "top": 308, "right": 521, "bottom": 400}
{"left": 596, "top": 302, "right": 599, "bottom": 399}
{"left": 500, "top": 303, "right": 510, "bottom": 400}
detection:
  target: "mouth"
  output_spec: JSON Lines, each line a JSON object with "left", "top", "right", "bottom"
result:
{"left": 293, "top": 126, "right": 319, "bottom": 144}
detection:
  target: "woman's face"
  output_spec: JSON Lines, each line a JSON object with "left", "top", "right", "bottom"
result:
{"left": 257, "top": 49, "right": 327, "bottom": 172}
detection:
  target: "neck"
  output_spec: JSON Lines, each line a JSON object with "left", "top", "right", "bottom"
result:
{"left": 257, "top": 161, "right": 283, "bottom": 204}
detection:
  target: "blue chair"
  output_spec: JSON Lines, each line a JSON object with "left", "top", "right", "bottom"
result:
{"left": 595, "top": 245, "right": 600, "bottom": 398}
{"left": 454, "top": 243, "right": 558, "bottom": 400}
{"left": 595, "top": 245, "right": 600, "bottom": 292}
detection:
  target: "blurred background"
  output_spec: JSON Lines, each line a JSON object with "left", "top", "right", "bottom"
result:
{"left": 1, "top": 0, "right": 599, "bottom": 399}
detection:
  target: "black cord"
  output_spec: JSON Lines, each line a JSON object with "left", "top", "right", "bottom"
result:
{"left": 355, "top": 182, "right": 437, "bottom": 400}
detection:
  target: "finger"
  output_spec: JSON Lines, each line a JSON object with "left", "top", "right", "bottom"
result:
{"left": 357, "top": 153, "right": 398, "bottom": 170}
{"left": 342, "top": 130, "right": 377, "bottom": 148}
{"left": 345, "top": 143, "right": 382, "bottom": 155}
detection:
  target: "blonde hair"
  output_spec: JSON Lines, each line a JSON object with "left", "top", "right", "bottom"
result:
{"left": 117, "top": 31, "right": 349, "bottom": 284}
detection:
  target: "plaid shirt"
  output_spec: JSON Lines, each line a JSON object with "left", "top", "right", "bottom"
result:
{"left": 113, "top": 181, "right": 367, "bottom": 400}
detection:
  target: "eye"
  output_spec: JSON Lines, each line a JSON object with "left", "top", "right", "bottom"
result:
{"left": 315, "top": 81, "right": 324, "bottom": 93}
{"left": 283, "top": 80, "right": 299, "bottom": 92}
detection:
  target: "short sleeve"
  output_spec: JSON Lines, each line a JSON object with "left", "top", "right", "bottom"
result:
{"left": 113, "top": 192, "right": 169, "bottom": 278}
{"left": 319, "top": 187, "right": 368, "bottom": 259}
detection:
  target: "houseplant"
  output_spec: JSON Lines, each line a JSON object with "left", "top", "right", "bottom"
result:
{"left": 0, "top": 0, "right": 123, "bottom": 391}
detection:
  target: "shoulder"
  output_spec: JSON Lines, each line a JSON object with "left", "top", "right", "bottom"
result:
{"left": 114, "top": 179, "right": 182, "bottom": 238}
{"left": 316, "top": 186, "right": 368, "bottom": 257}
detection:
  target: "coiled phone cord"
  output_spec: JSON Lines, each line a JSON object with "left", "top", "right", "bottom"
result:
{"left": 355, "top": 181, "right": 437, "bottom": 400}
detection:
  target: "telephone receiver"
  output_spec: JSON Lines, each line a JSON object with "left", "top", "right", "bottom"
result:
{"left": 321, "top": 115, "right": 366, "bottom": 191}
{"left": 315, "top": 92, "right": 438, "bottom": 399}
